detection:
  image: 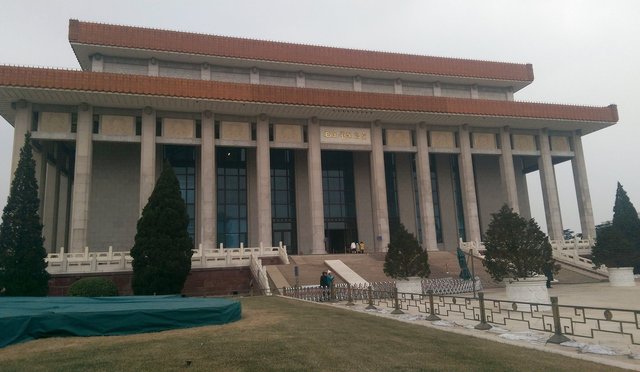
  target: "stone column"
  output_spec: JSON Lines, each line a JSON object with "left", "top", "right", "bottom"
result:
{"left": 394, "top": 79, "right": 403, "bottom": 94}
{"left": 307, "top": 117, "right": 325, "bottom": 254}
{"left": 70, "top": 103, "right": 93, "bottom": 252}
{"left": 256, "top": 114, "right": 272, "bottom": 247}
{"left": 10, "top": 100, "right": 31, "bottom": 183}
{"left": 571, "top": 131, "right": 596, "bottom": 239}
{"left": 91, "top": 54, "right": 104, "bottom": 72}
{"left": 148, "top": 58, "right": 158, "bottom": 76}
{"left": 200, "top": 111, "right": 216, "bottom": 249}
{"left": 370, "top": 121, "right": 390, "bottom": 252}
{"left": 201, "top": 63, "right": 210, "bottom": 80}
{"left": 499, "top": 127, "right": 519, "bottom": 213}
{"left": 415, "top": 123, "right": 438, "bottom": 251}
{"left": 140, "top": 107, "right": 156, "bottom": 214}
{"left": 538, "top": 129, "right": 564, "bottom": 241}
{"left": 458, "top": 125, "right": 481, "bottom": 243}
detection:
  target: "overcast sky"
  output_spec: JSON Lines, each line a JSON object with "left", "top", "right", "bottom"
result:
{"left": 0, "top": 0, "right": 638, "bottom": 237}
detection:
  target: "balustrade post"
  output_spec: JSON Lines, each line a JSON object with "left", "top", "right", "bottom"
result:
{"left": 366, "top": 285, "right": 377, "bottom": 310}
{"left": 474, "top": 292, "right": 492, "bottom": 330}
{"left": 425, "top": 290, "right": 441, "bottom": 321}
{"left": 547, "top": 296, "right": 571, "bottom": 344}
{"left": 61, "top": 247, "right": 68, "bottom": 272}
{"left": 391, "top": 287, "right": 404, "bottom": 314}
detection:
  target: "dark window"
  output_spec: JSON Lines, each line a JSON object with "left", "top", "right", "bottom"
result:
{"left": 271, "top": 149, "right": 297, "bottom": 254}
{"left": 451, "top": 155, "right": 466, "bottom": 241}
{"left": 217, "top": 147, "right": 247, "bottom": 247}
{"left": 135, "top": 116, "right": 142, "bottom": 136}
{"left": 322, "top": 151, "right": 358, "bottom": 253}
{"left": 92, "top": 114, "right": 100, "bottom": 134}
{"left": 384, "top": 153, "right": 400, "bottom": 227}
{"left": 164, "top": 145, "right": 196, "bottom": 242}
{"left": 71, "top": 113, "right": 78, "bottom": 133}
{"left": 31, "top": 111, "right": 39, "bottom": 132}
{"left": 195, "top": 120, "right": 202, "bottom": 139}
{"left": 214, "top": 120, "right": 220, "bottom": 139}
{"left": 156, "top": 118, "right": 162, "bottom": 136}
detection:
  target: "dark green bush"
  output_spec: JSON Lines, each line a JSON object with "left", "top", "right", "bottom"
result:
{"left": 68, "top": 277, "right": 118, "bottom": 297}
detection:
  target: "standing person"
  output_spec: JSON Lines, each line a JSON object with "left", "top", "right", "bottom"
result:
{"left": 350, "top": 241, "right": 357, "bottom": 254}
{"left": 320, "top": 271, "right": 328, "bottom": 300}
{"left": 359, "top": 241, "right": 365, "bottom": 254}
{"left": 326, "top": 270, "right": 335, "bottom": 301}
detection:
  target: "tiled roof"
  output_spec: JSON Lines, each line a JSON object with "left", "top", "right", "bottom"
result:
{"left": 0, "top": 66, "right": 618, "bottom": 123}
{"left": 68, "top": 20, "right": 534, "bottom": 83}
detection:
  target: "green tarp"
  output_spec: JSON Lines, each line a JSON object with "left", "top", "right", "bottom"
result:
{"left": 0, "top": 295, "right": 241, "bottom": 348}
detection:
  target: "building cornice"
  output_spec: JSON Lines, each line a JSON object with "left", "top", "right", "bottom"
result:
{"left": 0, "top": 66, "right": 617, "bottom": 124}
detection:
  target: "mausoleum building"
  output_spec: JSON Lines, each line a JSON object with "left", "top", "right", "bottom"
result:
{"left": 0, "top": 20, "right": 618, "bottom": 257}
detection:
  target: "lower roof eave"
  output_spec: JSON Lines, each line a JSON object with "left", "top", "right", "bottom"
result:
{"left": 0, "top": 87, "right": 614, "bottom": 135}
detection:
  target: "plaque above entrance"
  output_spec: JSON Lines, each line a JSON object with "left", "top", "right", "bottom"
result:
{"left": 320, "top": 126, "right": 371, "bottom": 145}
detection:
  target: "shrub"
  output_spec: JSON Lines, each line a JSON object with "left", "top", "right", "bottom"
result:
{"left": 592, "top": 183, "right": 640, "bottom": 272}
{"left": 482, "top": 205, "right": 556, "bottom": 281}
{"left": 384, "top": 222, "right": 430, "bottom": 279}
{"left": 68, "top": 277, "right": 118, "bottom": 297}
{"left": 130, "top": 161, "right": 193, "bottom": 295}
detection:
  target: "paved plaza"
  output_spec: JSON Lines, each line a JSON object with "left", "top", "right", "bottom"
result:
{"left": 305, "top": 280, "right": 640, "bottom": 371}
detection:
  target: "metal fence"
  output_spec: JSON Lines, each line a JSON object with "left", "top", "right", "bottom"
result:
{"left": 282, "top": 284, "right": 640, "bottom": 346}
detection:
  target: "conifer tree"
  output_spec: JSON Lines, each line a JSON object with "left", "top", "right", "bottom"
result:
{"left": 383, "top": 222, "right": 430, "bottom": 279}
{"left": 131, "top": 161, "right": 193, "bottom": 295}
{"left": 592, "top": 183, "right": 640, "bottom": 273}
{"left": 483, "top": 205, "right": 555, "bottom": 281}
{"left": 0, "top": 132, "right": 50, "bottom": 296}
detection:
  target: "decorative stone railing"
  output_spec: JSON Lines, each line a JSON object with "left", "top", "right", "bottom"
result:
{"left": 459, "top": 237, "right": 608, "bottom": 277}
{"left": 46, "top": 242, "right": 288, "bottom": 274}
{"left": 249, "top": 253, "right": 272, "bottom": 296}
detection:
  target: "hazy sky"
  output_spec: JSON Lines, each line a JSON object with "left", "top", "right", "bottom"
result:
{"left": 0, "top": 0, "right": 638, "bottom": 236}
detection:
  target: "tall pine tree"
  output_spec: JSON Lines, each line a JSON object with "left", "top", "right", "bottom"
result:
{"left": 383, "top": 222, "right": 430, "bottom": 279}
{"left": 592, "top": 183, "right": 640, "bottom": 272}
{"left": 130, "top": 161, "right": 193, "bottom": 295}
{"left": 0, "top": 132, "right": 50, "bottom": 296}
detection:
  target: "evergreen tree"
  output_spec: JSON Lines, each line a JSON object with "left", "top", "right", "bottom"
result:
{"left": 131, "top": 161, "right": 193, "bottom": 295}
{"left": 482, "top": 205, "right": 555, "bottom": 282}
{"left": 592, "top": 183, "right": 640, "bottom": 273}
{"left": 0, "top": 132, "right": 49, "bottom": 296}
{"left": 383, "top": 223, "right": 430, "bottom": 279}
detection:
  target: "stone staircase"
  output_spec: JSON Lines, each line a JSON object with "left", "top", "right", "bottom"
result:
{"left": 266, "top": 250, "right": 603, "bottom": 293}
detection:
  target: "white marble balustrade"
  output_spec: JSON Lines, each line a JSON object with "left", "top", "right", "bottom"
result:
{"left": 46, "top": 242, "right": 288, "bottom": 274}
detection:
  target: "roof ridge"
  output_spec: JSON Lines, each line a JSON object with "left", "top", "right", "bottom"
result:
{"left": 69, "top": 19, "right": 530, "bottom": 68}
{"left": 68, "top": 20, "right": 535, "bottom": 82}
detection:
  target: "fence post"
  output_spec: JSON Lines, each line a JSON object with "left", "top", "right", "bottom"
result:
{"left": 547, "top": 296, "right": 571, "bottom": 344}
{"left": 346, "top": 283, "right": 355, "bottom": 306}
{"left": 425, "top": 290, "right": 441, "bottom": 321}
{"left": 330, "top": 282, "right": 337, "bottom": 302}
{"left": 391, "top": 287, "right": 404, "bottom": 314}
{"left": 366, "top": 285, "right": 377, "bottom": 310}
{"left": 474, "top": 292, "right": 492, "bottom": 330}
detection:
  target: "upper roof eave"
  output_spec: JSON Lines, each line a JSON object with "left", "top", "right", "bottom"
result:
{"left": 68, "top": 19, "right": 535, "bottom": 89}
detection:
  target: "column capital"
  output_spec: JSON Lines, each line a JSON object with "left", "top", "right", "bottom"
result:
{"left": 201, "top": 62, "right": 209, "bottom": 70}
{"left": 258, "top": 113, "right": 268, "bottom": 122}
{"left": 418, "top": 121, "right": 426, "bottom": 129}
{"left": 461, "top": 124, "right": 469, "bottom": 131}
{"left": 143, "top": 106, "right": 154, "bottom": 115}
{"left": 149, "top": 57, "right": 157, "bottom": 65}
{"left": 373, "top": 120, "right": 381, "bottom": 127}
{"left": 502, "top": 125, "right": 510, "bottom": 132}
{"left": 310, "top": 116, "right": 318, "bottom": 124}
{"left": 203, "top": 110, "right": 213, "bottom": 118}
{"left": 78, "top": 102, "right": 90, "bottom": 112}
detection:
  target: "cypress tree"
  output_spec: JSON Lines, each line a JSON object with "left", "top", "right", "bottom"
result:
{"left": 592, "top": 183, "right": 640, "bottom": 273}
{"left": 482, "top": 205, "right": 555, "bottom": 281}
{"left": 131, "top": 161, "right": 193, "bottom": 295}
{"left": 0, "top": 132, "right": 50, "bottom": 296}
{"left": 383, "top": 222, "right": 430, "bottom": 279}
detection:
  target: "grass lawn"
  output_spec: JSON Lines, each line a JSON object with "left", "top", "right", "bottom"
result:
{"left": 0, "top": 296, "right": 621, "bottom": 371}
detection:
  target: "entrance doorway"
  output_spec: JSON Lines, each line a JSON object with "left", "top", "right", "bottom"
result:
{"left": 324, "top": 219, "right": 357, "bottom": 254}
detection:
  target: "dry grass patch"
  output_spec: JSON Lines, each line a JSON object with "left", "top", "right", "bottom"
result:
{"left": 0, "top": 296, "right": 623, "bottom": 371}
